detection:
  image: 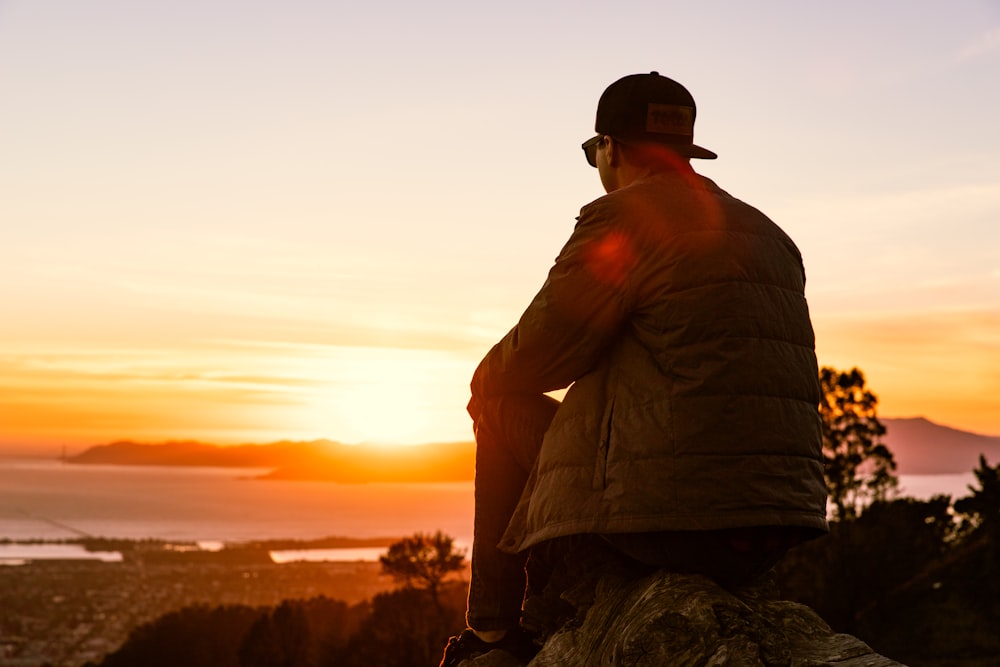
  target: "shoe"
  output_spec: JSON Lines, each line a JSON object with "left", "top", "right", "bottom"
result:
{"left": 439, "top": 626, "right": 541, "bottom": 667}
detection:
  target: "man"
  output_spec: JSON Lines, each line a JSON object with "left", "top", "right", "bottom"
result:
{"left": 440, "top": 72, "right": 828, "bottom": 667}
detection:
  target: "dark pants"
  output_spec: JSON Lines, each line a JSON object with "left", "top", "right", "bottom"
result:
{"left": 467, "top": 394, "right": 558, "bottom": 631}
{"left": 465, "top": 394, "right": 800, "bottom": 631}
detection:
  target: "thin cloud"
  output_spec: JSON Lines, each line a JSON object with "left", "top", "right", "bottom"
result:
{"left": 778, "top": 181, "right": 1000, "bottom": 232}
{"left": 955, "top": 26, "right": 1000, "bottom": 63}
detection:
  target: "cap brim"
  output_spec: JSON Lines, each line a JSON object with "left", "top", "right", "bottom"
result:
{"left": 683, "top": 144, "right": 717, "bottom": 160}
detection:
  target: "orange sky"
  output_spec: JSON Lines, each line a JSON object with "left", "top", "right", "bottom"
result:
{"left": 1, "top": 2, "right": 999, "bottom": 454}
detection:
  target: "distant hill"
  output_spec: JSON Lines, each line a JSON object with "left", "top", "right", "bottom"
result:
{"left": 68, "top": 439, "right": 318, "bottom": 468}
{"left": 66, "top": 416, "right": 1000, "bottom": 481}
{"left": 882, "top": 417, "right": 1000, "bottom": 474}
{"left": 68, "top": 439, "right": 476, "bottom": 483}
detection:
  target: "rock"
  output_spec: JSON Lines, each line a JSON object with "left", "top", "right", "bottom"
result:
{"left": 457, "top": 543, "right": 903, "bottom": 667}
{"left": 461, "top": 650, "right": 525, "bottom": 667}
{"left": 529, "top": 570, "right": 902, "bottom": 666}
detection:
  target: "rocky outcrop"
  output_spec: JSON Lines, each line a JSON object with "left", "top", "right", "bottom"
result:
{"left": 460, "top": 551, "right": 903, "bottom": 667}
{"left": 534, "top": 571, "right": 900, "bottom": 666}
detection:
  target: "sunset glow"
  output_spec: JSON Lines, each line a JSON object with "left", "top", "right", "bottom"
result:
{"left": 0, "top": 340, "right": 476, "bottom": 452}
{"left": 2, "top": 1, "right": 999, "bottom": 455}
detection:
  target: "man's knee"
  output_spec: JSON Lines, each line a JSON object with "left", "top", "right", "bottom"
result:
{"left": 477, "top": 394, "right": 558, "bottom": 431}
{"left": 475, "top": 394, "right": 559, "bottom": 471}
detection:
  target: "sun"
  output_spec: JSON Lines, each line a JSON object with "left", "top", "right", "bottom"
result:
{"left": 295, "top": 347, "right": 473, "bottom": 446}
{"left": 334, "top": 375, "right": 434, "bottom": 445}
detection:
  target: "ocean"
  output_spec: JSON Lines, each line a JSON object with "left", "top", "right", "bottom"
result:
{"left": 0, "top": 459, "right": 977, "bottom": 562}
{"left": 0, "top": 459, "right": 475, "bottom": 562}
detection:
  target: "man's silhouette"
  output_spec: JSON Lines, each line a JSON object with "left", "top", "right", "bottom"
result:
{"left": 440, "top": 72, "right": 828, "bottom": 667}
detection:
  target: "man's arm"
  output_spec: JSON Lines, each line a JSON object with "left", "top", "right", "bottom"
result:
{"left": 469, "top": 203, "right": 634, "bottom": 421}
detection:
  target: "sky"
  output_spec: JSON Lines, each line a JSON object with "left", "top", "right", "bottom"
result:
{"left": 1, "top": 1, "right": 998, "bottom": 454}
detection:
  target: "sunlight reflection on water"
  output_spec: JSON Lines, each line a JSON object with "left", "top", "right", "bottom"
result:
{"left": 0, "top": 459, "right": 474, "bottom": 546}
{"left": 0, "top": 460, "right": 977, "bottom": 560}
{"left": 0, "top": 543, "right": 122, "bottom": 563}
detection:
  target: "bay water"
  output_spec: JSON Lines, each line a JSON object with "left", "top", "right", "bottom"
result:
{"left": 0, "top": 459, "right": 976, "bottom": 562}
{"left": 0, "top": 459, "right": 474, "bottom": 562}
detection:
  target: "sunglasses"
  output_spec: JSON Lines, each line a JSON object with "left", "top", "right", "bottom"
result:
{"left": 581, "top": 135, "right": 605, "bottom": 168}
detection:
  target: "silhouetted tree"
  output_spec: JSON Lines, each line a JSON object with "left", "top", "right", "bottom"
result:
{"left": 379, "top": 531, "right": 466, "bottom": 612}
{"left": 953, "top": 455, "right": 1000, "bottom": 612}
{"left": 98, "top": 604, "right": 260, "bottom": 667}
{"left": 819, "top": 366, "right": 897, "bottom": 520}
{"left": 954, "top": 455, "right": 1000, "bottom": 537}
{"left": 340, "top": 583, "right": 466, "bottom": 667}
{"left": 239, "top": 601, "right": 309, "bottom": 667}
{"left": 238, "top": 596, "right": 364, "bottom": 667}
{"left": 777, "top": 496, "right": 953, "bottom": 633}
{"left": 95, "top": 596, "right": 372, "bottom": 667}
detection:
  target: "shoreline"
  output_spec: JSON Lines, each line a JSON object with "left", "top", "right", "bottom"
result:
{"left": 0, "top": 534, "right": 405, "bottom": 566}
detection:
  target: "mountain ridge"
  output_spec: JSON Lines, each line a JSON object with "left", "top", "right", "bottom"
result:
{"left": 67, "top": 439, "right": 476, "bottom": 483}
{"left": 881, "top": 416, "right": 1000, "bottom": 474}
{"left": 63, "top": 415, "right": 1000, "bottom": 480}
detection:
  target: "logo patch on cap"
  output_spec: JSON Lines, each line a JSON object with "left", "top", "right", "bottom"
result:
{"left": 646, "top": 103, "right": 694, "bottom": 136}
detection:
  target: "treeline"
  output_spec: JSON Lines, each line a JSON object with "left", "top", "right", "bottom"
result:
{"left": 775, "top": 368, "right": 1000, "bottom": 665}
{"left": 84, "top": 583, "right": 467, "bottom": 667}
{"left": 84, "top": 466, "right": 999, "bottom": 667}
{"left": 776, "top": 456, "right": 1000, "bottom": 666}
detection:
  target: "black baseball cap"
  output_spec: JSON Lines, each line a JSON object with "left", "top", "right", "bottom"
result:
{"left": 591, "top": 71, "right": 717, "bottom": 160}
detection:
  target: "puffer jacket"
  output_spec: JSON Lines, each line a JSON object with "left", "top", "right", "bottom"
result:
{"left": 470, "top": 169, "right": 829, "bottom": 554}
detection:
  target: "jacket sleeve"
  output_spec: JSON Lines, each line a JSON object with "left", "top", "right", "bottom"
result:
{"left": 469, "top": 200, "right": 634, "bottom": 420}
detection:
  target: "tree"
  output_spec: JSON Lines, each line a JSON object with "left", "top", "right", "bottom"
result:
{"left": 379, "top": 531, "right": 467, "bottom": 611}
{"left": 819, "top": 366, "right": 898, "bottom": 520}
{"left": 238, "top": 601, "right": 310, "bottom": 667}
{"left": 99, "top": 604, "right": 260, "bottom": 667}
{"left": 954, "top": 455, "right": 1000, "bottom": 537}
{"left": 340, "top": 584, "right": 467, "bottom": 667}
{"left": 238, "top": 597, "right": 364, "bottom": 667}
{"left": 773, "top": 495, "right": 993, "bottom": 662}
